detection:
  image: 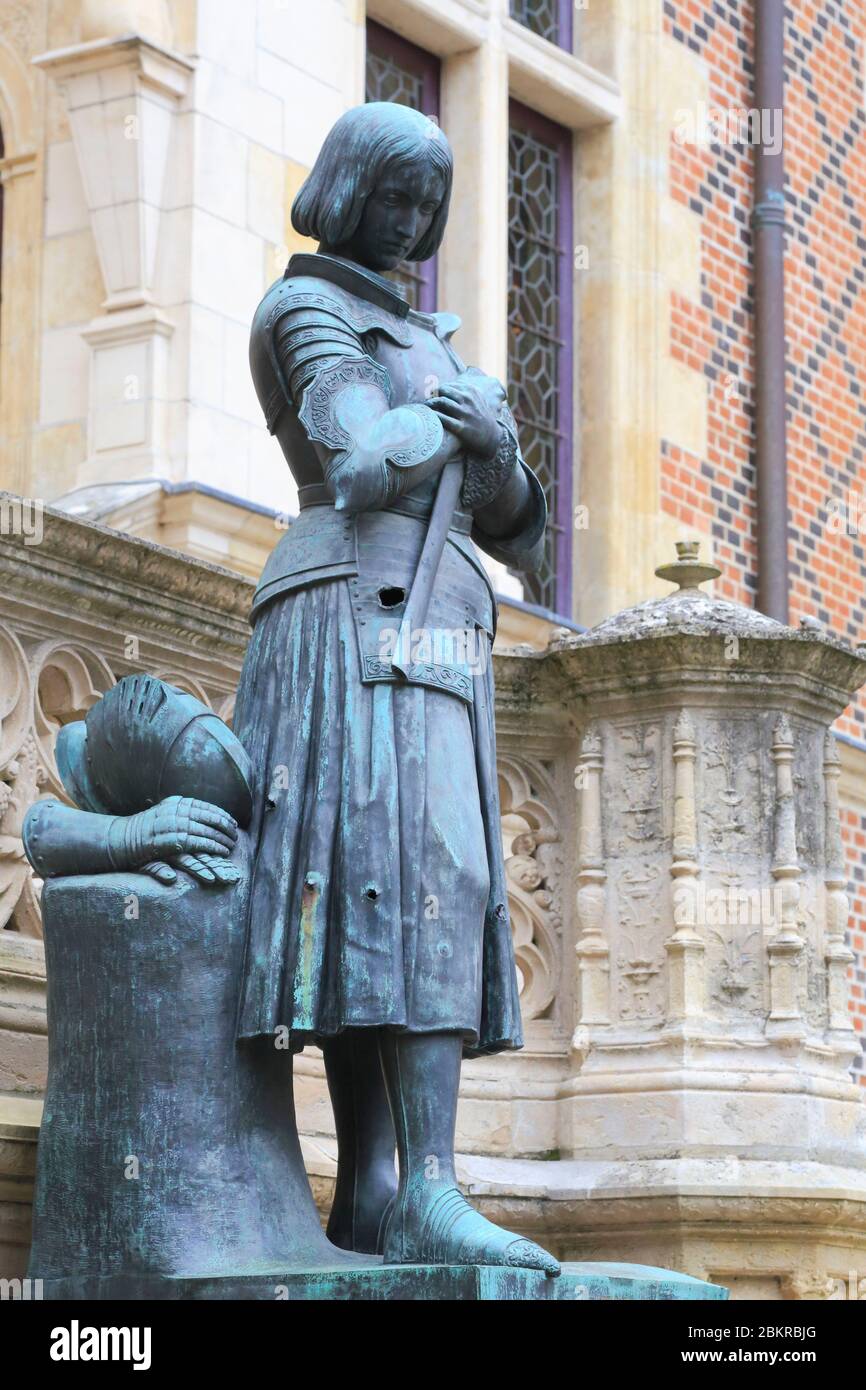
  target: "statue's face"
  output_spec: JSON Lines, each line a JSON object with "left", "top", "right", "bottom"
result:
{"left": 330, "top": 163, "right": 446, "bottom": 273}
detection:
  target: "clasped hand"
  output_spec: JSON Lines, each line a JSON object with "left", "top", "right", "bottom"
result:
{"left": 115, "top": 794, "right": 240, "bottom": 887}
{"left": 427, "top": 370, "right": 505, "bottom": 459}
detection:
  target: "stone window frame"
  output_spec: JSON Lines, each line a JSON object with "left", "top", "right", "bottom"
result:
{"left": 0, "top": 39, "right": 39, "bottom": 499}
{"left": 0, "top": 119, "right": 4, "bottom": 344}
{"left": 509, "top": 0, "right": 574, "bottom": 54}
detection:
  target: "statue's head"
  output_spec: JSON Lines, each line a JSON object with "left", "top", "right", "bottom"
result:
{"left": 56, "top": 675, "right": 253, "bottom": 826}
{"left": 292, "top": 101, "right": 453, "bottom": 274}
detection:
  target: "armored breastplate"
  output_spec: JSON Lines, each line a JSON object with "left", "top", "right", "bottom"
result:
{"left": 250, "top": 255, "right": 468, "bottom": 476}
{"left": 247, "top": 254, "right": 548, "bottom": 701}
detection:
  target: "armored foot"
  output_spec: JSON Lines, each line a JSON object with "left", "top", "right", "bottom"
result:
{"left": 382, "top": 1181, "right": 560, "bottom": 1276}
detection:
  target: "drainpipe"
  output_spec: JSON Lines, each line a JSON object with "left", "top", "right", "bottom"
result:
{"left": 752, "top": 0, "right": 789, "bottom": 622}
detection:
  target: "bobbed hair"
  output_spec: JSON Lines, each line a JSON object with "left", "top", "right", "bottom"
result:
{"left": 292, "top": 102, "right": 453, "bottom": 263}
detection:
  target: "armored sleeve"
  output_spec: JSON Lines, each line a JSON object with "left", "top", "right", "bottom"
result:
{"left": 23, "top": 800, "right": 122, "bottom": 878}
{"left": 467, "top": 405, "right": 548, "bottom": 575}
{"left": 268, "top": 297, "right": 449, "bottom": 513}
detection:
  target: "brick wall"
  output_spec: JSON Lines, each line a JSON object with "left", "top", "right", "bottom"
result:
{"left": 662, "top": 0, "right": 866, "bottom": 1072}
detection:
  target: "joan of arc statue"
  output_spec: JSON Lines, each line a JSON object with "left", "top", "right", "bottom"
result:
{"left": 240, "top": 102, "right": 559, "bottom": 1276}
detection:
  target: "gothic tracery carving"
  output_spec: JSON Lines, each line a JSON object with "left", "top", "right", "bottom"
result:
{"left": 0, "top": 621, "right": 234, "bottom": 938}
{"left": 498, "top": 752, "right": 563, "bottom": 1025}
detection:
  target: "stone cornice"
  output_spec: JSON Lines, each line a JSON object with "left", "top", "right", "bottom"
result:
{"left": 0, "top": 495, "right": 253, "bottom": 662}
{"left": 31, "top": 33, "right": 195, "bottom": 102}
{"left": 546, "top": 630, "right": 866, "bottom": 725}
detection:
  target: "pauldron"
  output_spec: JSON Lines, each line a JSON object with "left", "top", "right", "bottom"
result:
{"left": 263, "top": 286, "right": 412, "bottom": 349}
{"left": 252, "top": 278, "right": 413, "bottom": 434}
{"left": 298, "top": 356, "right": 445, "bottom": 511}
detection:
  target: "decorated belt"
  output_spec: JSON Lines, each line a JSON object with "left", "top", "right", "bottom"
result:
{"left": 297, "top": 483, "right": 473, "bottom": 536}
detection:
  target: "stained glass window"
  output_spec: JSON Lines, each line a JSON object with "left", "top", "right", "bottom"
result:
{"left": 509, "top": 0, "right": 573, "bottom": 52}
{"left": 508, "top": 101, "right": 573, "bottom": 615}
{"left": 365, "top": 20, "right": 441, "bottom": 314}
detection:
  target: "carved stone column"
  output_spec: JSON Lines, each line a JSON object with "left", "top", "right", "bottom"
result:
{"left": 767, "top": 714, "right": 806, "bottom": 1037}
{"left": 823, "top": 731, "right": 857, "bottom": 1052}
{"left": 665, "top": 708, "right": 705, "bottom": 1025}
{"left": 574, "top": 727, "right": 609, "bottom": 1031}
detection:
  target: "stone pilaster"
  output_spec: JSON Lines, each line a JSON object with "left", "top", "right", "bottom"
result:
{"left": 823, "top": 731, "right": 857, "bottom": 1052}
{"left": 33, "top": 36, "right": 194, "bottom": 481}
{"left": 664, "top": 708, "right": 705, "bottom": 1025}
{"left": 766, "top": 714, "right": 806, "bottom": 1037}
{"left": 574, "top": 726, "right": 609, "bottom": 1032}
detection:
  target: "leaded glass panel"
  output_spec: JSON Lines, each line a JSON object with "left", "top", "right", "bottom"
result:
{"left": 508, "top": 107, "right": 572, "bottom": 614}
{"left": 365, "top": 22, "right": 440, "bottom": 313}
{"left": 510, "top": 0, "right": 570, "bottom": 50}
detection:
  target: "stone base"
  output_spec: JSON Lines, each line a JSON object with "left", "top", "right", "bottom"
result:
{"left": 454, "top": 1154, "right": 866, "bottom": 1300}
{"left": 36, "top": 1261, "right": 726, "bottom": 1302}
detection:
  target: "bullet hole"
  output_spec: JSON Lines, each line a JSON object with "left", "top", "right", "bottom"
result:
{"left": 364, "top": 884, "right": 380, "bottom": 901}
{"left": 265, "top": 796, "right": 276, "bottom": 811}
{"left": 437, "top": 941, "right": 452, "bottom": 959}
{"left": 494, "top": 903, "right": 507, "bottom": 921}
{"left": 304, "top": 874, "right": 317, "bottom": 890}
{"left": 378, "top": 586, "right": 406, "bottom": 610}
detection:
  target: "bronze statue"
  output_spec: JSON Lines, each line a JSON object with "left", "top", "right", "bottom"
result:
{"left": 19, "top": 105, "right": 732, "bottom": 1302}
{"left": 241, "top": 102, "right": 558, "bottom": 1275}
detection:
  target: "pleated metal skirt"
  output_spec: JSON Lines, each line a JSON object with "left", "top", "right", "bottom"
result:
{"left": 232, "top": 579, "right": 523, "bottom": 1056}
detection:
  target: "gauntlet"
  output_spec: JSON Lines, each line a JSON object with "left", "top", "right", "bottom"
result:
{"left": 461, "top": 425, "right": 520, "bottom": 511}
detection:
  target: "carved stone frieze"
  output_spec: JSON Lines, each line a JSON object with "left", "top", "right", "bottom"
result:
{"left": 498, "top": 752, "right": 563, "bottom": 1028}
{"left": 614, "top": 861, "right": 666, "bottom": 1023}
{"left": 610, "top": 721, "right": 665, "bottom": 853}
{"left": 701, "top": 717, "right": 764, "bottom": 856}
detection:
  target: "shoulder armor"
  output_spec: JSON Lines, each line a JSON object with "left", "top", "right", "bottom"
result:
{"left": 431, "top": 312, "right": 462, "bottom": 342}
{"left": 264, "top": 275, "right": 413, "bottom": 348}
{"left": 298, "top": 355, "right": 392, "bottom": 453}
{"left": 250, "top": 275, "right": 413, "bottom": 433}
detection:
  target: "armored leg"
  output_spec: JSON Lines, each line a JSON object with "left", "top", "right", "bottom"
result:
{"left": 377, "top": 1030, "right": 560, "bottom": 1276}
{"left": 321, "top": 1030, "right": 398, "bottom": 1254}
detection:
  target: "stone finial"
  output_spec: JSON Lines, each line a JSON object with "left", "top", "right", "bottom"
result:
{"left": 655, "top": 541, "right": 722, "bottom": 593}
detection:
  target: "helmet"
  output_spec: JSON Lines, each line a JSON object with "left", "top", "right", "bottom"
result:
{"left": 56, "top": 675, "right": 253, "bottom": 826}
